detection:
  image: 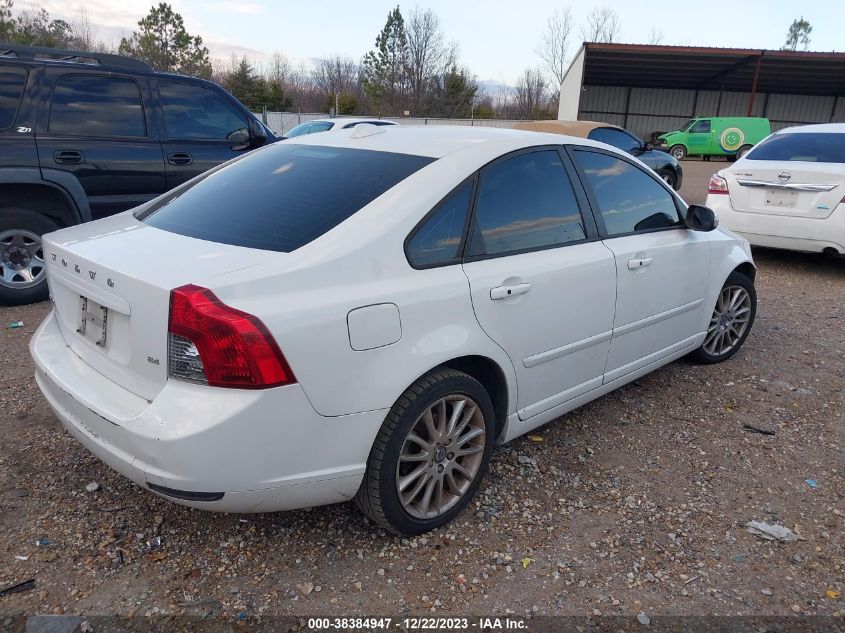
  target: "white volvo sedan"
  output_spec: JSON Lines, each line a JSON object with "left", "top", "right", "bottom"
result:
{"left": 706, "top": 123, "right": 845, "bottom": 256}
{"left": 31, "top": 125, "right": 757, "bottom": 534}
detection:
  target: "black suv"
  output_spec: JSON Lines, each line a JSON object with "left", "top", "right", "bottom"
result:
{"left": 0, "top": 44, "right": 277, "bottom": 304}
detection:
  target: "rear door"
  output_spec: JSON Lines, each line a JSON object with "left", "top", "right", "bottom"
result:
{"left": 569, "top": 147, "right": 710, "bottom": 383}
{"left": 36, "top": 70, "right": 166, "bottom": 219}
{"left": 724, "top": 131, "right": 845, "bottom": 220}
{"left": 461, "top": 148, "right": 617, "bottom": 420}
{"left": 156, "top": 81, "right": 255, "bottom": 188}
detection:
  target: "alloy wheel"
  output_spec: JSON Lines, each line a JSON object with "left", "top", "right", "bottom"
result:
{"left": 703, "top": 285, "right": 752, "bottom": 356}
{"left": 0, "top": 229, "right": 45, "bottom": 289}
{"left": 395, "top": 395, "right": 486, "bottom": 520}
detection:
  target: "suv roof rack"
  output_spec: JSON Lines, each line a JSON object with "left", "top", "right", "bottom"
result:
{"left": 0, "top": 43, "right": 152, "bottom": 71}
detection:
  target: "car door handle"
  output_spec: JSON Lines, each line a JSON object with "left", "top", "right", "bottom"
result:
{"left": 490, "top": 283, "right": 531, "bottom": 300}
{"left": 167, "top": 152, "right": 193, "bottom": 166}
{"left": 627, "top": 257, "right": 653, "bottom": 270}
{"left": 53, "top": 150, "right": 84, "bottom": 165}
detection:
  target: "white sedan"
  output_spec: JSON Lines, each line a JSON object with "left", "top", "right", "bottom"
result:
{"left": 282, "top": 117, "right": 397, "bottom": 139}
{"left": 706, "top": 123, "right": 845, "bottom": 256}
{"left": 31, "top": 125, "right": 756, "bottom": 534}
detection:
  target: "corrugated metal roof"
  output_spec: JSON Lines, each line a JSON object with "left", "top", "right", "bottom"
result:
{"left": 581, "top": 43, "right": 845, "bottom": 96}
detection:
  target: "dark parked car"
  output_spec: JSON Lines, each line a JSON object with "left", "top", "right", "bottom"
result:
{"left": 0, "top": 44, "right": 277, "bottom": 305}
{"left": 513, "top": 120, "right": 684, "bottom": 191}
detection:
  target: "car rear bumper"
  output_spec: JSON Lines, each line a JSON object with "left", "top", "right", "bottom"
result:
{"left": 706, "top": 195, "right": 845, "bottom": 254}
{"left": 30, "top": 311, "right": 388, "bottom": 513}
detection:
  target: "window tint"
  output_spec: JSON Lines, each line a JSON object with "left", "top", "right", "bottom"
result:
{"left": 469, "top": 150, "right": 586, "bottom": 256}
{"left": 285, "top": 121, "right": 333, "bottom": 137}
{"left": 746, "top": 132, "right": 845, "bottom": 163}
{"left": 690, "top": 119, "right": 711, "bottom": 133}
{"left": 160, "top": 82, "right": 248, "bottom": 141}
{"left": 574, "top": 150, "right": 681, "bottom": 236}
{"left": 139, "top": 144, "right": 433, "bottom": 252}
{"left": 0, "top": 66, "right": 27, "bottom": 130}
{"left": 307, "top": 121, "right": 334, "bottom": 133}
{"left": 50, "top": 75, "right": 145, "bottom": 137}
{"left": 588, "top": 127, "right": 641, "bottom": 153}
{"left": 406, "top": 180, "right": 473, "bottom": 267}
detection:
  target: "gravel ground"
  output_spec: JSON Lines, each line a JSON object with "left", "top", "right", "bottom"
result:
{"left": 1, "top": 163, "right": 843, "bottom": 621}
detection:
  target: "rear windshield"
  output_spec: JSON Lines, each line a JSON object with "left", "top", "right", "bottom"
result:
{"left": 138, "top": 144, "right": 434, "bottom": 252}
{"left": 747, "top": 132, "right": 845, "bottom": 163}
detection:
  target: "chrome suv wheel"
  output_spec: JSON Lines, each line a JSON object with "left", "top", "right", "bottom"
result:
{"left": 0, "top": 207, "right": 59, "bottom": 306}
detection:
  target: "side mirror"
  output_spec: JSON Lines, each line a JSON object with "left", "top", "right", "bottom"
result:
{"left": 686, "top": 205, "right": 719, "bottom": 232}
{"left": 248, "top": 119, "right": 268, "bottom": 147}
{"left": 643, "top": 141, "right": 654, "bottom": 152}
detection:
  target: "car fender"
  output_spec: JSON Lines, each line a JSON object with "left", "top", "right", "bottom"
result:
{"left": 701, "top": 229, "right": 755, "bottom": 332}
{"left": 0, "top": 167, "right": 89, "bottom": 223}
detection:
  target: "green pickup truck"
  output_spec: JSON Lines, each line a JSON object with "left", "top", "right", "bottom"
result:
{"left": 658, "top": 117, "right": 771, "bottom": 161}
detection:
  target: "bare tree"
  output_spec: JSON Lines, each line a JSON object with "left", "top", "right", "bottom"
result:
{"left": 265, "top": 52, "right": 292, "bottom": 86}
{"left": 647, "top": 26, "right": 664, "bottom": 45}
{"left": 579, "top": 7, "right": 621, "bottom": 43}
{"left": 536, "top": 6, "right": 574, "bottom": 91}
{"left": 405, "top": 7, "right": 457, "bottom": 116}
{"left": 313, "top": 54, "right": 360, "bottom": 99}
{"left": 512, "top": 67, "right": 550, "bottom": 119}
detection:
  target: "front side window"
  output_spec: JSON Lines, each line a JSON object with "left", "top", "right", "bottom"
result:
{"left": 406, "top": 179, "right": 473, "bottom": 267}
{"left": 469, "top": 150, "right": 586, "bottom": 257}
{"left": 160, "top": 82, "right": 248, "bottom": 141}
{"left": 286, "top": 121, "right": 333, "bottom": 137}
{"left": 690, "top": 120, "right": 711, "bottom": 133}
{"left": 746, "top": 132, "right": 845, "bottom": 163}
{"left": 139, "top": 144, "right": 433, "bottom": 252}
{"left": 588, "top": 127, "right": 641, "bottom": 153}
{"left": 0, "top": 66, "right": 27, "bottom": 130}
{"left": 573, "top": 150, "right": 681, "bottom": 236}
{"left": 50, "top": 75, "right": 145, "bottom": 137}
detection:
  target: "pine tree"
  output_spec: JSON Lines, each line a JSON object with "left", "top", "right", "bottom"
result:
{"left": 362, "top": 6, "right": 409, "bottom": 114}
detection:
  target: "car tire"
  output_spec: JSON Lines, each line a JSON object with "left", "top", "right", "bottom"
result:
{"left": 736, "top": 145, "right": 753, "bottom": 159}
{"left": 0, "top": 207, "right": 59, "bottom": 306}
{"left": 669, "top": 145, "right": 687, "bottom": 160}
{"left": 657, "top": 169, "right": 677, "bottom": 190}
{"left": 690, "top": 271, "right": 756, "bottom": 364}
{"left": 355, "top": 368, "right": 496, "bottom": 535}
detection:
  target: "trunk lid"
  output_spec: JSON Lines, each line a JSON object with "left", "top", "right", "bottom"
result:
{"left": 724, "top": 160, "right": 844, "bottom": 219}
{"left": 43, "top": 212, "right": 282, "bottom": 401}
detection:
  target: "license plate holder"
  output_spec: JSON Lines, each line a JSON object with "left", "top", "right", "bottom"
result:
{"left": 77, "top": 295, "right": 109, "bottom": 348}
{"left": 765, "top": 189, "right": 797, "bottom": 208}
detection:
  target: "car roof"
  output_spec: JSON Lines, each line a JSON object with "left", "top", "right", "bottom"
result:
{"left": 285, "top": 124, "right": 608, "bottom": 159}
{"left": 512, "top": 119, "right": 621, "bottom": 138}
{"left": 775, "top": 123, "right": 845, "bottom": 134}
{"left": 302, "top": 118, "right": 398, "bottom": 126}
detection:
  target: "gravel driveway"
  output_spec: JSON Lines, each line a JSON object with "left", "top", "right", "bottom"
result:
{"left": 1, "top": 164, "right": 843, "bottom": 621}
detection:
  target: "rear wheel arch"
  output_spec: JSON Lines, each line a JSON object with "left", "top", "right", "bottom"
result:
{"left": 0, "top": 182, "right": 81, "bottom": 227}
{"left": 437, "top": 355, "right": 509, "bottom": 441}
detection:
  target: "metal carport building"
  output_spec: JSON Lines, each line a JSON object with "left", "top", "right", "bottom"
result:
{"left": 558, "top": 43, "right": 845, "bottom": 141}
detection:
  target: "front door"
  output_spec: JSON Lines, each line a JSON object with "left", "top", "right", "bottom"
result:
{"left": 569, "top": 147, "right": 711, "bottom": 383}
{"left": 686, "top": 119, "right": 713, "bottom": 155}
{"left": 156, "top": 81, "right": 254, "bottom": 189}
{"left": 36, "top": 70, "right": 166, "bottom": 220}
{"left": 461, "top": 148, "right": 617, "bottom": 420}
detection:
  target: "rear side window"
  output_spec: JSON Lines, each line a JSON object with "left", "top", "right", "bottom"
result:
{"left": 747, "top": 132, "right": 845, "bottom": 163}
{"left": 406, "top": 179, "right": 473, "bottom": 267}
{"left": 160, "top": 82, "right": 248, "bottom": 141}
{"left": 50, "top": 75, "right": 145, "bottom": 137}
{"left": 140, "top": 144, "right": 434, "bottom": 252}
{"left": 573, "top": 150, "right": 681, "bottom": 236}
{"left": 0, "top": 66, "right": 27, "bottom": 130}
{"left": 469, "top": 150, "right": 587, "bottom": 257}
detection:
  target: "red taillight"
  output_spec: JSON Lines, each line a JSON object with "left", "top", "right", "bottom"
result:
{"left": 708, "top": 174, "right": 729, "bottom": 195}
{"left": 168, "top": 284, "right": 295, "bottom": 389}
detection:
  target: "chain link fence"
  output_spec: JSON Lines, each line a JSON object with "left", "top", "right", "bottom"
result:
{"left": 258, "top": 111, "right": 526, "bottom": 136}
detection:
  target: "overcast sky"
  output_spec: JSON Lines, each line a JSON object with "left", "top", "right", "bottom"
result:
{"left": 15, "top": 0, "right": 844, "bottom": 84}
